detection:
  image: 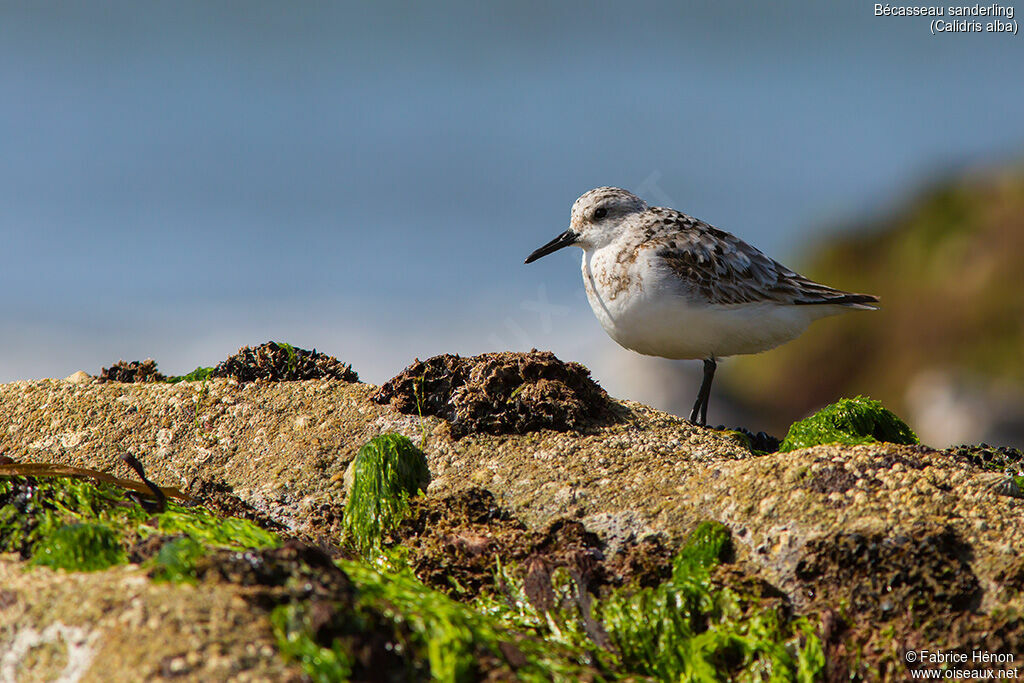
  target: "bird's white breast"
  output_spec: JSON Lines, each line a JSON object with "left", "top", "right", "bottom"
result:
{"left": 580, "top": 245, "right": 820, "bottom": 360}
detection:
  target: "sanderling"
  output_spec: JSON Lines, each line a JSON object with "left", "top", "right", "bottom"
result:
{"left": 525, "top": 186, "right": 878, "bottom": 426}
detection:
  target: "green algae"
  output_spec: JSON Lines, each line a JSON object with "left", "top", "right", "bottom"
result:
{"left": 0, "top": 475, "right": 277, "bottom": 573}
{"left": 470, "top": 521, "right": 823, "bottom": 681}
{"left": 0, "top": 476, "right": 148, "bottom": 561}
{"left": 278, "top": 342, "right": 300, "bottom": 375}
{"left": 724, "top": 429, "right": 755, "bottom": 451}
{"left": 271, "top": 604, "right": 354, "bottom": 682}
{"left": 156, "top": 507, "right": 278, "bottom": 551}
{"left": 272, "top": 558, "right": 596, "bottom": 682}
{"left": 780, "top": 396, "right": 919, "bottom": 452}
{"left": 32, "top": 522, "right": 125, "bottom": 571}
{"left": 342, "top": 433, "right": 430, "bottom": 557}
{"left": 472, "top": 558, "right": 601, "bottom": 660}
{"left": 150, "top": 536, "right": 208, "bottom": 583}
{"left": 342, "top": 562, "right": 522, "bottom": 681}
{"left": 336, "top": 520, "right": 823, "bottom": 682}
{"left": 597, "top": 521, "right": 824, "bottom": 681}
{"left": 678, "top": 519, "right": 733, "bottom": 569}
{"left": 5, "top": 472, "right": 826, "bottom": 679}
{"left": 164, "top": 366, "right": 214, "bottom": 383}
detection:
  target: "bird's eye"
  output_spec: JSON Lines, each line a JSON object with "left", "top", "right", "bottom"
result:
{"left": 593, "top": 208, "right": 608, "bottom": 220}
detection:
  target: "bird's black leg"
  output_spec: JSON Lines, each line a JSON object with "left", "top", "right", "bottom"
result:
{"left": 688, "top": 358, "right": 717, "bottom": 426}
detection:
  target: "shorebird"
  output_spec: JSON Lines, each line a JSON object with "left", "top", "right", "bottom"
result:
{"left": 525, "top": 186, "right": 878, "bottom": 426}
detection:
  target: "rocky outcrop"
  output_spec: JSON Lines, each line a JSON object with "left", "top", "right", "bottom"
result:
{"left": 1, "top": 351, "right": 1022, "bottom": 679}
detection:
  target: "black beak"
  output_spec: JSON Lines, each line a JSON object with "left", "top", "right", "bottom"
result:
{"left": 524, "top": 230, "right": 579, "bottom": 264}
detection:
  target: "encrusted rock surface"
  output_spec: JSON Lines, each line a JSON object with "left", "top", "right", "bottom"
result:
{"left": 0, "top": 561, "right": 301, "bottom": 682}
{"left": 2, "top": 357, "right": 1023, "bottom": 678}
{"left": 0, "top": 372, "right": 749, "bottom": 539}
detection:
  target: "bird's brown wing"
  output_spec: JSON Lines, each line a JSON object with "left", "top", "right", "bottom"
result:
{"left": 645, "top": 208, "right": 878, "bottom": 307}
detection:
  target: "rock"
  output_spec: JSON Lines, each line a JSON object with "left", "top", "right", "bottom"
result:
{"left": 1, "top": 374, "right": 1023, "bottom": 678}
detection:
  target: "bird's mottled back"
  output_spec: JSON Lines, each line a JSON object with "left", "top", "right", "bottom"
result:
{"left": 634, "top": 206, "right": 878, "bottom": 307}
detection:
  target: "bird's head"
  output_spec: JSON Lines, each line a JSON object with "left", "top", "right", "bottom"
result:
{"left": 525, "top": 187, "right": 647, "bottom": 263}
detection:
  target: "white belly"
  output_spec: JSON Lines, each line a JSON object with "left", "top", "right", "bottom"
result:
{"left": 581, "top": 250, "right": 822, "bottom": 359}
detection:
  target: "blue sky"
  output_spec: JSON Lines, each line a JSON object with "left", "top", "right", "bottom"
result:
{"left": 2, "top": 2, "right": 1022, "bottom": 410}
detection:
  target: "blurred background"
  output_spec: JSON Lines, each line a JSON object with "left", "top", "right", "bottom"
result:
{"left": 1, "top": 2, "right": 1022, "bottom": 447}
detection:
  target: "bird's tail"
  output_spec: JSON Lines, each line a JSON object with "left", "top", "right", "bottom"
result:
{"left": 794, "top": 292, "right": 879, "bottom": 310}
